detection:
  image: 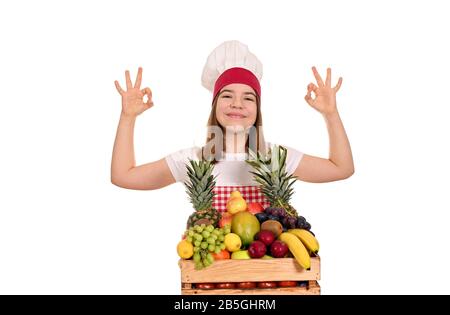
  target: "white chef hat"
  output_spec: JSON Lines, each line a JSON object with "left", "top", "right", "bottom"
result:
{"left": 201, "top": 40, "right": 263, "bottom": 102}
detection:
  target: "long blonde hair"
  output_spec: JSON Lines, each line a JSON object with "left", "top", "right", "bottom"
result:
{"left": 200, "top": 89, "right": 267, "bottom": 163}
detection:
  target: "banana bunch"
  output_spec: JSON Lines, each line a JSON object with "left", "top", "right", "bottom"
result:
{"left": 278, "top": 229, "right": 320, "bottom": 270}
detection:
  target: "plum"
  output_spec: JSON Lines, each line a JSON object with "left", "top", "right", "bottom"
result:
{"left": 248, "top": 241, "right": 267, "bottom": 258}
{"left": 270, "top": 240, "right": 289, "bottom": 258}
{"left": 256, "top": 230, "right": 275, "bottom": 246}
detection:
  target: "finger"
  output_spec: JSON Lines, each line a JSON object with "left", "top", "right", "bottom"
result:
{"left": 134, "top": 67, "right": 143, "bottom": 89}
{"left": 304, "top": 87, "right": 313, "bottom": 105}
{"left": 143, "top": 87, "right": 154, "bottom": 108}
{"left": 334, "top": 77, "right": 343, "bottom": 92}
{"left": 114, "top": 80, "right": 125, "bottom": 95}
{"left": 145, "top": 99, "right": 154, "bottom": 109}
{"left": 312, "top": 66, "right": 324, "bottom": 87}
{"left": 325, "top": 67, "right": 331, "bottom": 86}
{"left": 125, "top": 70, "right": 132, "bottom": 90}
{"left": 142, "top": 87, "right": 152, "bottom": 99}
{"left": 308, "top": 82, "right": 318, "bottom": 93}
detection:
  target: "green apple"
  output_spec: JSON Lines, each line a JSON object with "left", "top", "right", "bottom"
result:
{"left": 231, "top": 250, "right": 251, "bottom": 260}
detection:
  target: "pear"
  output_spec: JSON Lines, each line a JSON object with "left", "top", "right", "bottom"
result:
{"left": 227, "top": 197, "right": 247, "bottom": 214}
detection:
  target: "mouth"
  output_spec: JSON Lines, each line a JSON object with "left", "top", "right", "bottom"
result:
{"left": 226, "top": 113, "right": 247, "bottom": 119}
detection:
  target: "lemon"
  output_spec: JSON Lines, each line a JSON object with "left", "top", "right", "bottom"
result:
{"left": 177, "top": 240, "right": 194, "bottom": 259}
{"left": 224, "top": 233, "right": 242, "bottom": 252}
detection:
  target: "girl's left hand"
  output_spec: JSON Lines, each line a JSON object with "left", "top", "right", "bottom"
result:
{"left": 304, "top": 66, "right": 343, "bottom": 116}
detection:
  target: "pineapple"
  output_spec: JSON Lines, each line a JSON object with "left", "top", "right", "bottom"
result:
{"left": 184, "top": 159, "right": 221, "bottom": 228}
{"left": 245, "top": 145, "right": 299, "bottom": 218}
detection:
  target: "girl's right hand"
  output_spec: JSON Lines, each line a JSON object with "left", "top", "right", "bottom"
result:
{"left": 114, "top": 67, "right": 154, "bottom": 117}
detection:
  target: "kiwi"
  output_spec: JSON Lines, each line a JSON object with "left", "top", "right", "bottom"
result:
{"left": 260, "top": 220, "right": 283, "bottom": 238}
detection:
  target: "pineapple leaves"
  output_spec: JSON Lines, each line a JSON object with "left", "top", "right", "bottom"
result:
{"left": 246, "top": 144, "right": 298, "bottom": 208}
{"left": 184, "top": 158, "right": 217, "bottom": 212}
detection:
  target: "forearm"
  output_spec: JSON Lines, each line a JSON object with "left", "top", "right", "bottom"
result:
{"left": 111, "top": 114, "right": 137, "bottom": 182}
{"left": 323, "top": 110, "right": 354, "bottom": 175}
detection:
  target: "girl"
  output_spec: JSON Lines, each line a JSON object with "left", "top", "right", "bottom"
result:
{"left": 111, "top": 40, "right": 354, "bottom": 214}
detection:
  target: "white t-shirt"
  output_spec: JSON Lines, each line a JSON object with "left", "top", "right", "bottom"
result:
{"left": 165, "top": 142, "right": 304, "bottom": 186}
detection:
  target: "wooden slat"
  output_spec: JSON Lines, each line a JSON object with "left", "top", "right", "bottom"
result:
{"left": 181, "top": 283, "right": 192, "bottom": 289}
{"left": 179, "top": 256, "right": 320, "bottom": 283}
{"left": 181, "top": 281, "right": 320, "bottom": 295}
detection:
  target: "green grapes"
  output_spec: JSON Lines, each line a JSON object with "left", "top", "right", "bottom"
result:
{"left": 185, "top": 224, "right": 233, "bottom": 270}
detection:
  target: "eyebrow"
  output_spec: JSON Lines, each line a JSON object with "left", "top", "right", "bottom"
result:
{"left": 220, "top": 89, "right": 256, "bottom": 98}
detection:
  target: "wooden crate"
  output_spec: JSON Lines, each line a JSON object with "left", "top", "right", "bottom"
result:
{"left": 179, "top": 255, "right": 320, "bottom": 295}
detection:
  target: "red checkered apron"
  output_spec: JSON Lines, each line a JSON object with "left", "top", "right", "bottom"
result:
{"left": 212, "top": 185, "right": 271, "bottom": 213}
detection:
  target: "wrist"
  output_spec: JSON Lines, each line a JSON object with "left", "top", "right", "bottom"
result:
{"left": 119, "top": 113, "right": 136, "bottom": 126}
{"left": 120, "top": 112, "right": 137, "bottom": 123}
{"left": 322, "top": 109, "right": 339, "bottom": 120}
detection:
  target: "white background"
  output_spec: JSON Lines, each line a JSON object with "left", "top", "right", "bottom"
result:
{"left": 1, "top": 0, "right": 449, "bottom": 294}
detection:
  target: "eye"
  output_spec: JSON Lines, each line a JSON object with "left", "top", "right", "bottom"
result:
{"left": 245, "top": 98, "right": 255, "bottom": 101}
{"left": 222, "top": 95, "right": 231, "bottom": 98}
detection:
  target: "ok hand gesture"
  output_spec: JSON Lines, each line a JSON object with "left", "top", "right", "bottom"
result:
{"left": 114, "top": 67, "right": 153, "bottom": 118}
{"left": 304, "top": 66, "right": 343, "bottom": 116}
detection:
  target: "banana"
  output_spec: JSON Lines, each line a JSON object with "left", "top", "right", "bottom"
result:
{"left": 278, "top": 232, "right": 311, "bottom": 269}
{"left": 288, "top": 229, "right": 320, "bottom": 254}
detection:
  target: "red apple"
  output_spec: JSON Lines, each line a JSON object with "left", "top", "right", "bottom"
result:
{"left": 219, "top": 212, "right": 233, "bottom": 228}
{"left": 255, "top": 230, "right": 275, "bottom": 246}
{"left": 270, "top": 240, "right": 289, "bottom": 258}
{"left": 248, "top": 241, "right": 267, "bottom": 258}
{"left": 247, "top": 202, "right": 264, "bottom": 215}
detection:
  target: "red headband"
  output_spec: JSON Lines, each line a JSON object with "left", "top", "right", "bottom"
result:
{"left": 213, "top": 67, "right": 261, "bottom": 100}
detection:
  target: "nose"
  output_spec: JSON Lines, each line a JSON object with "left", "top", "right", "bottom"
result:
{"left": 230, "top": 99, "right": 243, "bottom": 109}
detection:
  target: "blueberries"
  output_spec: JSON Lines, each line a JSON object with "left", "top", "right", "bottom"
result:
{"left": 255, "top": 212, "right": 268, "bottom": 223}
{"left": 267, "top": 215, "right": 279, "bottom": 221}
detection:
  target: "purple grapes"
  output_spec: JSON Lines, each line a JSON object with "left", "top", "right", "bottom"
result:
{"left": 304, "top": 222, "right": 312, "bottom": 231}
{"left": 265, "top": 207, "right": 313, "bottom": 232}
{"left": 287, "top": 217, "right": 297, "bottom": 229}
{"left": 264, "top": 207, "right": 284, "bottom": 217}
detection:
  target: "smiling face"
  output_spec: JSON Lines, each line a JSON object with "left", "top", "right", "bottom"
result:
{"left": 216, "top": 83, "right": 258, "bottom": 130}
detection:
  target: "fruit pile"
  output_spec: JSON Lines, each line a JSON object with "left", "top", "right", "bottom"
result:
{"left": 178, "top": 188, "right": 319, "bottom": 272}
{"left": 177, "top": 146, "right": 320, "bottom": 277}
